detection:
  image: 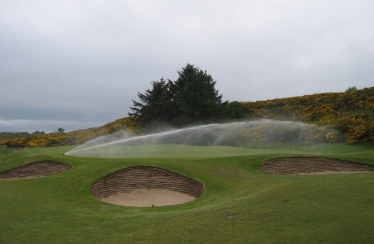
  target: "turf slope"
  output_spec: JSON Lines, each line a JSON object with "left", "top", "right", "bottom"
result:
{"left": 0, "top": 144, "right": 373, "bottom": 243}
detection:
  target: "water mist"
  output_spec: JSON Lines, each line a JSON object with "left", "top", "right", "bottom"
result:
{"left": 65, "top": 119, "right": 340, "bottom": 158}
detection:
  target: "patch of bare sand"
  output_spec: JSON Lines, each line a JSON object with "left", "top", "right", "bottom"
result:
{"left": 101, "top": 188, "right": 196, "bottom": 207}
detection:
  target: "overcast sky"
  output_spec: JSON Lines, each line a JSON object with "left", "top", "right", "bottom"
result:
{"left": 1, "top": 0, "right": 373, "bottom": 132}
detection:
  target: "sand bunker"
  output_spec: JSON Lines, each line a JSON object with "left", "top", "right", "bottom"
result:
{"left": 259, "top": 157, "right": 374, "bottom": 175}
{"left": 90, "top": 166, "right": 204, "bottom": 207}
{"left": 0, "top": 160, "right": 71, "bottom": 179}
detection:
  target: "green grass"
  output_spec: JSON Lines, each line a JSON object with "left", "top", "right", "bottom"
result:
{"left": 0, "top": 144, "right": 374, "bottom": 243}
{"left": 66, "top": 144, "right": 266, "bottom": 158}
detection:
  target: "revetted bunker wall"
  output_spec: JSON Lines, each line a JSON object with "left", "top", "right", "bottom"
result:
{"left": 259, "top": 157, "right": 374, "bottom": 175}
{"left": 90, "top": 166, "right": 204, "bottom": 199}
{"left": 0, "top": 160, "right": 71, "bottom": 179}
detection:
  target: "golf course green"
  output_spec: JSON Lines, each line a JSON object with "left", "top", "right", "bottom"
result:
{"left": 0, "top": 143, "right": 373, "bottom": 243}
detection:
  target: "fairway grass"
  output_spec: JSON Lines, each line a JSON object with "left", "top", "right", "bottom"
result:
{"left": 0, "top": 144, "right": 373, "bottom": 243}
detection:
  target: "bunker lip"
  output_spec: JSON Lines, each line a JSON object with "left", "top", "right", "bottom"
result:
{"left": 259, "top": 157, "right": 374, "bottom": 175}
{"left": 0, "top": 160, "right": 72, "bottom": 179}
{"left": 90, "top": 166, "right": 204, "bottom": 207}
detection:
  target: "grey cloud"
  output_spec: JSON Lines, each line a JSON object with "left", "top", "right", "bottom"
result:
{"left": 1, "top": 0, "right": 374, "bottom": 132}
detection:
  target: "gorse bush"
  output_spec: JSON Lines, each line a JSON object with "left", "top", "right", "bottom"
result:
{"left": 1, "top": 117, "right": 135, "bottom": 148}
{"left": 345, "top": 86, "right": 358, "bottom": 93}
{"left": 243, "top": 87, "right": 374, "bottom": 145}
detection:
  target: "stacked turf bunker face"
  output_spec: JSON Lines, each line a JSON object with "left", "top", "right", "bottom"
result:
{"left": 259, "top": 157, "right": 374, "bottom": 175}
{"left": 0, "top": 161, "right": 71, "bottom": 179}
{"left": 90, "top": 166, "right": 204, "bottom": 207}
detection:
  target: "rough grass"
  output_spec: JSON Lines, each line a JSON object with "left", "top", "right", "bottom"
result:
{"left": 0, "top": 144, "right": 373, "bottom": 243}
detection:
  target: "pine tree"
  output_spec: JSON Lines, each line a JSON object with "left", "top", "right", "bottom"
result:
{"left": 129, "top": 64, "right": 223, "bottom": 129}
{"left": 128, "top": 78, "right": 174, "bottom": 129}
{"left": 171, "top": 64, "right": 223, "bottom": 126}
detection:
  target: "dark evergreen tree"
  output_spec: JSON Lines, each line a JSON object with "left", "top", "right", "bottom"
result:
{"left": 129, "top": 64, "right": 223, "bottom": 129}
{"left": 128, "top": 78, "right": 175, "bottom": 129}
{"left": 171, "top": 64, "right": 223, "bottom": 126}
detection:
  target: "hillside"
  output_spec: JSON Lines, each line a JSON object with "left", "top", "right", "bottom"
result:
{"left": 243, "top": 86, "right": 374, "bottom": 144}
{"left": 0, "top": 117, "right": 135, "bottom": 148}
{"left": 1, "top": 87, "right": 373, "bottom": 147}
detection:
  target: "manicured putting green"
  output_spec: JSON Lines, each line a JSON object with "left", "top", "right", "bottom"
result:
{"left": 67, "top": 144, "right": 261, "bottom": 158}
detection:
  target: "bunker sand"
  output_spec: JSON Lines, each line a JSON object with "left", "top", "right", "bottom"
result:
{"left": 102, "top": 189, "right": 196, "bottom": 207}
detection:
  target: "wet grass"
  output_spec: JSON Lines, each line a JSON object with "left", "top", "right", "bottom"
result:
{"left": 0, "top": 144, "right": 373, "bottom": 243}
